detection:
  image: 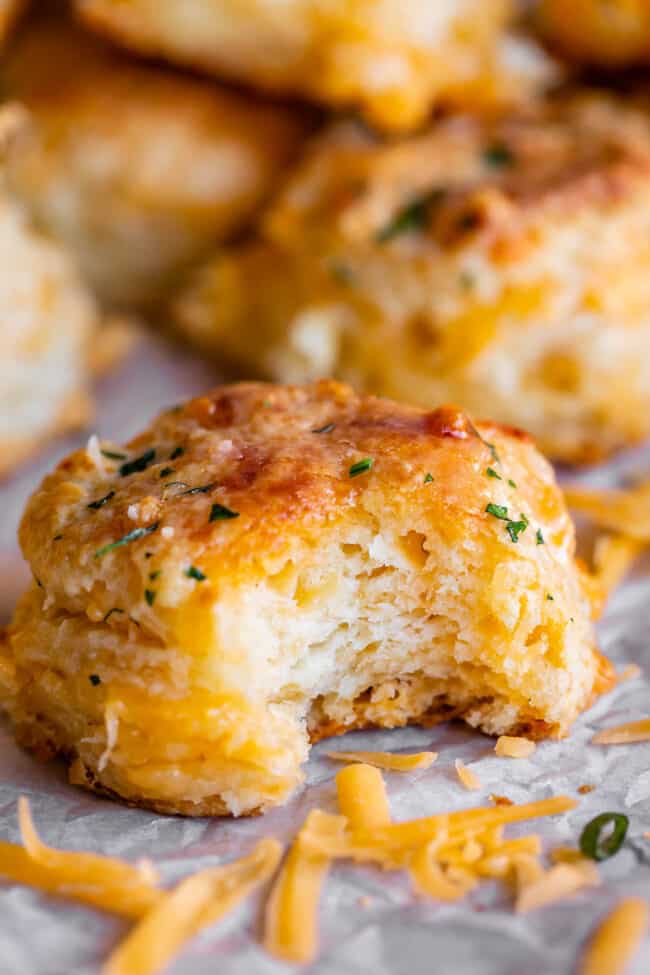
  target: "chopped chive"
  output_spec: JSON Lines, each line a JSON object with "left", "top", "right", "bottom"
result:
{"left": 35, "top": 577, "right": 43, "bottom": 589}
{"left": 119, "top": 448, "right": 156, "bottom": 477}
{"left": 508, "top": 479, "right": 517, "bottom": 489}
{"left": 101, "top": 449, "right": 127, "bottom": 460}
{"left": 209, "top": 502, "right": 240, "bottom": 522}
{"left": 486, "top": 467, "right": 501, "bottom": 480}
{"left": 376, "top": 188, "right": 445, "bottom": 243}
{"left": 144, "top": 589, "right": 156, "bottom": 606}
{"left": 546, "top": 594, "right": 554, "bottom": 601}
{"left": 263, "top": 399, "right": 272, "bottom": 408}
{"left": 483, "top": 143, "right": 515, "bottom": 167}
{"left": 94, "top": 522, "right": 159, "bottom": 559}
{"left": 89, "top": 674, "right": 101, "bottom": 686}
{"left": 506, "top": 514, "right": 528, "bottom": 544}
{"left": 148, "top": 570, "right": 161, "bottom": 581}
{"left": 144, "top": 552, "right": 153, "bottom": 559}
{"left": 486, "top": 502, "right": 509, "bottom": 521}
{"left": 184, "top": 565, "right": 206, "bottom": 582}
{"left": 169, "top": 446, "right": 184, "bottom": 460}
{"left": 329, "top": 261, "right": 355, "bottom": 286}
{"left": 103, "top": 608, "right": 124, "bottom": 622}
{"left": 159, "top": 467, "right": 175, "bottom": 479}
{"left": 424, "top": 472, "right": 434, "bottom": 484}
{"left": 53, "top": 534, "right": 63, "bottom": 541}
{"left": 181, "top": 482, "right": 217, "bottom": 496}
{"left": 580, "top": 813, "right": 628, "bottom": 861}
{"left": 468, "top": 421, "right": 500, "bottom": 464}
{"left": 536, "top": 529, "right": 545, "bottom": 545}
{"left": 312, "top": 423, "right": 336, "bottom": 435}
{"left": 87, "top": 490, "right": 115, "bottom": 510}
{"left": 459, "top": 270, "right": 475, "bottom": 290}
{"left": 349, "top": 458, "right": 374, "bottom": 478}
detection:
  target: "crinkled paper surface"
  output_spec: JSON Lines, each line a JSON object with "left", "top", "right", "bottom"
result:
{"left": 0, "top": 336, "right": 649, "bottom": 975}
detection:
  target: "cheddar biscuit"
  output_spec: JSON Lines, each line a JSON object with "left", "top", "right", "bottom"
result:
{"left": 538, "top": 0, "right": 650, "bottom": 67}
{"left": 74, "top": 0, "right": 552, "bottom": 132}
{"left": 174, "top": 92, "right": 650, "bottom": 463}
{"left": 2, "top": 12, "right": 310, "bottom": 309}
{"left": 1, "top": 382, "right": 607, "bottom": 816}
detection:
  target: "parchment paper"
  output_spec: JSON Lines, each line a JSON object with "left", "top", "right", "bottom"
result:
{"left": 0, "top": 334, "right": 648, "bottom": 975}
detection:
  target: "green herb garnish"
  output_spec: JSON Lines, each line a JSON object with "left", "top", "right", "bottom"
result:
{"left": 424, "top": 472, "right": 434, "bottom": 484}
{"left": 159, "top": 467, "right": 175, "bottom": 478}
{"left": 94, "top": 522, "right": 159, "bottom": 559}
{"left": 508, "top": 479, "right": 517, "bottom": 489}
{"left": 87, "top": 490, "right": 115, "bottom": 510}
{"left": 536, "top": 529, "right": 545, "bottom": 545}
{"left": 119, "top": 448, "right": 156, "bottom": 477}
{"left": 506, "top": 513, "right": 528, "bottom": 544}
{"left": 485, "top": 504, "right": 528, "bottom": 543}
{"left": 468, "top": 421, "right": 500, "bottom": 464}
{"left": 483, "top": 143, "right": 514, "bottom": 168}
{"left": 580, "top": 813, "right": 629, "bottom": 861}
{"left": 329, "top": 261, "right": 355, "bottom": 286}
{"left": 144, "top": 589, "right": 156, "bottom": 606}
{"left": 101, "top": 449, "right": 127, "bottom": 461}
{"left": 312, "top": 423, "right": 336, "bottom": 434}
{"left": 349, "top": 458, "right": 374, "bottom": 478}
{"left": 487, "top": 467, "right": 501, "bottom": 480}
{"left": 209, "top": 503, "right": 240, "bottom": 522}
{"left": 149, "top": 570, "right": 161, "bottom": 581}
{"left": 169, "top": 446, "right": 184, "bottom": 460}
{"left": 103, "top": 608, "right": 124, "bottom": 622}
{"left": 546, "top": 594, "right": 554, "bottom": 601}
{"left": 376, "top": 188, "right": 444, "bottom": 243}
{"left": 181, "top": 482, "right": 217, "bottom": 496}
{"left": 184, "top": 565, "right": 207, "bottom": 581}
{"left": 89, "top": 674, "right": 101, "bottom": 686}
{"left": 459, "top": 271, "right": 475, "bottom": 290}
{"left": 53, "top": 534, "right": 63, "bottom": 541}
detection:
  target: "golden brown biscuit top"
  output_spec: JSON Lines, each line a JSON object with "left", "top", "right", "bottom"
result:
{"left": 266, "top": 92, "right": 650, "bottom": 257}
{"left": 20, "top": 382, "right": 573, "bottom": 621}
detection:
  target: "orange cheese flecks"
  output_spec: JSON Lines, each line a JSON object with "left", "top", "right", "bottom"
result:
{"left": 592, "top": 719, "right": 650, "bottom": 744}
{"left": 455, "top": 759, "right": 481, "bottom": 790}
{"left": 516, "top": 862, "right": 599, "bottom": 913}
{"left": 579, "top": 898, "right": 649, "bottom": 975}
{"left": 327, "top": 750, "right": 437, "bottom": 772}
{"left": 495, "top": 736, "right": 536, "bottom": 759}
{"left": 104, "top": 838, "right": 282, "bottom": 975}
{"left": 335, "top": 763, "right": 391, "bottom": 829}
{"left": 264, "top": 810, "right": 345, "bottom": 964}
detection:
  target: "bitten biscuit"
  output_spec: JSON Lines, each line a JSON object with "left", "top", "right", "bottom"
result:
{"left": 2, "top": 11, "right": 310, "bottom": 309}
{"left": 74, "top": 0, "right": 554, "bottom": 132}
{"left": 1, "top": 382, "right": 609, "bottom": 816}
{"left": 538, "top": 0, "right": 650, "bottom": 67}
{"left": 174, "top": 91, "right": 650, "bottom": 463}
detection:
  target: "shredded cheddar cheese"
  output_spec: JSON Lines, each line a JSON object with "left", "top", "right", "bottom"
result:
{"left": 455, "top": 759, "right": 482, "bottom": 790}
{"left": 564, "top": 481, "right": 650, "bottom": 541}
{"left": 579, "top": 898, "right": 649, "bottom": 975}
{"left": 335, "top": 764, "right": 391, "bottom": 829}
{"left": 264, "top": 810, "right": 345, "bottom": 964}
{"left": 6, "top": 797, "right": 162, "bottom": 919}
{"left": 326, "top": 750, "right": 437, "bottom": 772}
{"left": 592, "top": 719, "right": 650, "bottom": 745}
{"left": 104, "top": 838, "right": 281, "bottom": 975}
{"left": 618, "top": 664, "right": 641, "bottom": 683}
{"left": 516, "top": 862, "right": 599, "bottom": 913}
{"left": 495, "top": 736, "right": 536, "bottom": 758}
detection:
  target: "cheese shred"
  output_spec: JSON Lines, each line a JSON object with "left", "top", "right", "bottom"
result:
{"left": 264, "top": 810, "right": 345, "bottom": 964}
{"left": 579, "top": 898, "right": 649, "bottom": 975}
{"left": 335, "top": 764, "right": 391, "bottom": 829}
{"left": 495, "top": 736, "right": 536, "bottom": 759}
{"left": 592, "top": 719, "right": 650, "bottom": 745}
{"left": 104, "top": 838, "right": 282, "bottom": 975}
{"left": 327, "top": 750, "right": 437, "bottom": 772}
{"left": 455, "top": 759, "right": 482, "bottom": 790}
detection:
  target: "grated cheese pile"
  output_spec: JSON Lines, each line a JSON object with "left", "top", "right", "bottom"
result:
{"left": 592, "top": 719, "right": 650, "bottom": 745}
{"left": 1, "top": 765, "right": 648, "bottom": 973}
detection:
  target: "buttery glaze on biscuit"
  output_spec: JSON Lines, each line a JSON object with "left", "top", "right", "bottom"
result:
{"left": 174, "top": 91, "right": 650, "bottom": 462}
{"left": 1, "top": 382, "right": 610, "bottom": 816}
